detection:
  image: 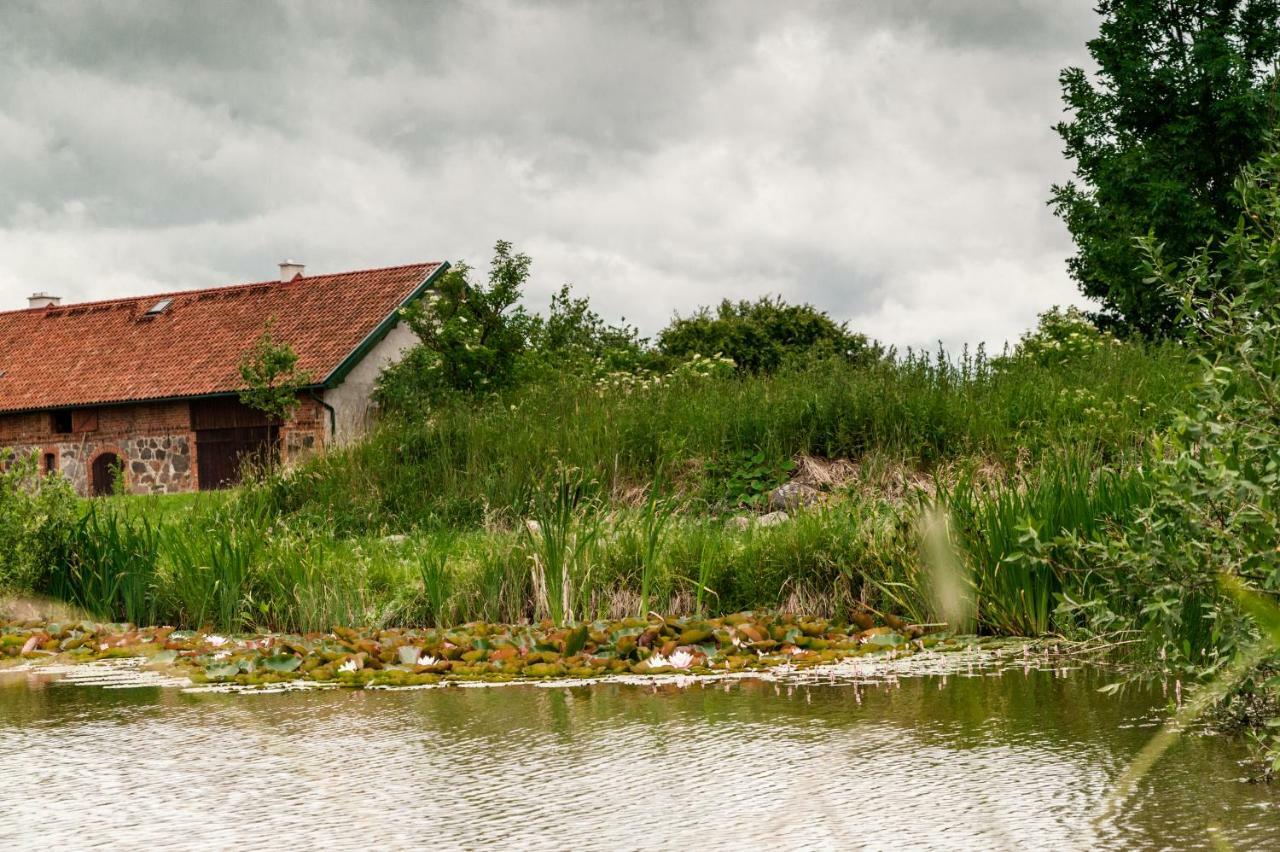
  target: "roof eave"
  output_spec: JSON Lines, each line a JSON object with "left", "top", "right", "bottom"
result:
{"left": 320, "top": 261, "right": 449, "bottom": 389}
{"left": 0, "top": 384, "right": 330, "bottom": 416}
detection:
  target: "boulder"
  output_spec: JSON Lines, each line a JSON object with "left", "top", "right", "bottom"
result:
{"left": 725, "top": 515, "right": 753, "bottom": 531}
{"left": 768, "top": 482, "right": 821, "bottom": 512}
{"left": 757, "top": 510, "right": 789, "bottom": 528}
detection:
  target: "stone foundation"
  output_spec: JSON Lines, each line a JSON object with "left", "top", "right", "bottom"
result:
{"left": 0, "top": 396, "right": 326, "bottom": 496}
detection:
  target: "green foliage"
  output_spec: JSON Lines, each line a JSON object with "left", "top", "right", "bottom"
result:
{"left": 523, "top": 284, "right": 651, "bottom": 376}
{"left": 1051, "top": 0, "right": 1280, "bottom": 336}
{"left": 704, "top": 449, "right": 795, "bottom": 511}
{"left": 939, "top": 457, "right": 1152, "bottom": 636}
{"left": 54, "top": 505, "right": 161, "bottom": 624}
{"left": 1060, "top": 134, "right": 1280, "bottom": 678}
{"left": 0, "top": 452, "right": 78, "bottom": 593}
{"left": 238, "top": 319, "right": 313, "bottom": 425}
{"left": 284, "top": 342, "right": 1189, "bottom": 531}
{"left": 416, "top": 531, "right": 456, "bottom": 627}
{"left": 1004, "top": 306, "right": 1120, "bottom": 368}
{"left": 658, "top": 296, "right": 878, "bottom": 373}
{"left": 635, "top": 475, "right": 676, "bottom": 616}
{"left": 523, "top": 468, "right": 601, "bottom": 624}
{"left": 378, "top": 247, "right": 659, "bottom": 414}
{"left": 377, "top": 241, "right": 533, "bottom": 411}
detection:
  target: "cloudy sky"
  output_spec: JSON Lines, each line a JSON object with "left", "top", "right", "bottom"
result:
{"left": 0, "top": 1, "right": 1099, "bottom": 350}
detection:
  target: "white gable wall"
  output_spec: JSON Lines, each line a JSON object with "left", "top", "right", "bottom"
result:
{"left": 322, "top": 320, "right": 419, "bottom": 445}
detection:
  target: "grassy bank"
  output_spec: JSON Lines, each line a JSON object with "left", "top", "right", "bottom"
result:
{"left": 271, "top": 343, "right": 1189, "bottom": 532}
{"left": 6, "top": 339, "right": 1193, "bottom": 639}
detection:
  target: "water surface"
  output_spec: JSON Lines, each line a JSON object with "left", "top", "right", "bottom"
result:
{"left": 1, "top": 662, "right": 1276, "bottom": 850}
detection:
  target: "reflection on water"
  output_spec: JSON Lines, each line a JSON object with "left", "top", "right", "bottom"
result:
{"left": 0, "top": 665, "right": 1276, "bottom": 850}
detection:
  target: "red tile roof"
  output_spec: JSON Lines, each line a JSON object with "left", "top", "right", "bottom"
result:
{"left": 0, "top": 262, "right": 445, "bottom": 413}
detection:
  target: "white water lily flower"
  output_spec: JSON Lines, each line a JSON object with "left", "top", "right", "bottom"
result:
{"left": 416, "top": 654, "right": 439, "bottom": 667}
{"left": 668, "top": 650, "right": 694, "bottom": 669}
{"left": 207, "top": 635, "right": 229, "bottom": 647}
{"left": 213, "top": 651, "right": 230, "bottom": 660}
{"left": 646, "top": 653, "right": 670, "bottom": 669}
{"left": 338, "top": 659, "right": 359, "bottom": 673}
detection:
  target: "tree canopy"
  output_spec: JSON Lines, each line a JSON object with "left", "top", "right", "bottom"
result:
{"left": 1051, "top": 0, "right": 1280, "bottom": 336}
{"left": 657, "top": 296, "right": 876, "bottom": 373}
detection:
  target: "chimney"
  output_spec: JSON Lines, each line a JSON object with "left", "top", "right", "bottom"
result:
{"left": 28, "top": 292, "right": 61, "bottom": 309}
{"left": 278, "top": 259, "right": 305, "bottom": 282}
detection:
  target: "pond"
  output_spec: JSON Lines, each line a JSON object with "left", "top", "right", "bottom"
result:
{"left": 1, "top": 659, "right": 1277, "bottom": 850}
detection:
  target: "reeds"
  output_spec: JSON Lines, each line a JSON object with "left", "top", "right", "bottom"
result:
{"left": 35, "top": 460, "right": 1152, "bottom": 636}
{"left": 937, "top": 455, "right": 1151, "bottom": 635}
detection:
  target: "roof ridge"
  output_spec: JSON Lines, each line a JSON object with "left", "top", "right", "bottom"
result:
{"left": 0, "top": 261, "right": 443, "bottom": 317}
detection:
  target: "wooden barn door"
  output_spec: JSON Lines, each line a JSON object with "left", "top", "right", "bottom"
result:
{"left": 90, "top": 452, "right": 122, "bottom": 497}
{"left": 191, "top": 398, "right": 279, "bottom": 490}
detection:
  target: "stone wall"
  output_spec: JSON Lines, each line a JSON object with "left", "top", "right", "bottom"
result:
{"left": 0, "top": 395, "right": 327, "bottom": 496}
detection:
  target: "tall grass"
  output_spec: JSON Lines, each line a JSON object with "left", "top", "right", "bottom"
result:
{"left": 416, "top": 531, "right": 456, "bottom": 626}
{"left": 271, "top": 344, "right": 1191, "bottom": 533}
{"left": 53, "top": 505, "right": 160, "bottom": 625}
{"left": 34, "top": 460, "right": 1156, "bottom": 637}
{"left": 939, "top": 456, "right": 1152, "bottom": 635}
{"left": 523, "top": 469, "right": 601, "bottom": 624}
{"left": 26, "top": 342, "right": 1192, "bottom": 635}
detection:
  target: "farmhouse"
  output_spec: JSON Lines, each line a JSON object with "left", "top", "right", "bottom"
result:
{"left": 0, "top": 260, "right": 446, "bottom": 496}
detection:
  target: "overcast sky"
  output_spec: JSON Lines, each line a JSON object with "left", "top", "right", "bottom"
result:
{"left": 0, "top": 1, "right": 1099, "bottom": 351}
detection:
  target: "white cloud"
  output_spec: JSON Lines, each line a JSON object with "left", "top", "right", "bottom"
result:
{"left": 0, "top": 0, "right": 1099, "bottom": 351}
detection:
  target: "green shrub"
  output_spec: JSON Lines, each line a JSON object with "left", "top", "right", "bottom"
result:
{"left": 1062, "top": 135, "right": 1280, "bottom": 676}
{"left": 658, "top": 295, "right": 878, "bottom": 373}
{"left": 0, "top": 452, "right": 78, "bottom": 595}
{"left": 1002, "top": 305, "right": 1120, "bottom": 368}
{"left": 376, "top": 240, "right": 534, "bottom": 412}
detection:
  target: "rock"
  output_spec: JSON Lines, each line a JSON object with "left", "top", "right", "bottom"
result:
{"left": 725, "top": 515, "right": 752, "bottom": 531}
{"left": 757, "top": 510, "right": 789, "bottom": 528}
{"left": 382, "top": 534, "right": 408, "bottom": 544}
{"left": 768, "top": 482, "right": 821, "bottom": 512}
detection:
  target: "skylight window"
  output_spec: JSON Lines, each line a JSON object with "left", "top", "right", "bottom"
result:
{"left": 145, "top": 299, "right": 172, "bottom": 316}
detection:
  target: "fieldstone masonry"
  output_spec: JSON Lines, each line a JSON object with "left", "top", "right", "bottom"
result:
{"left": 0, "top": 396, "right": 323, "bottom": 496}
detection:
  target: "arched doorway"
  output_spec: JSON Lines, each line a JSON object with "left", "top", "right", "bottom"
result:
{"left": 90, "top": 451, "right": 123, "bottom": 497}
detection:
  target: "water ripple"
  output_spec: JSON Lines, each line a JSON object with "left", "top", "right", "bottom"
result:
{"left": 0, "top": 666, "right": 1275, "bottom": 850}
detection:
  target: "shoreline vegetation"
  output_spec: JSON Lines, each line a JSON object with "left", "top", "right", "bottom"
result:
{"left": 2, "top": 329, "right": 1193, "bottom": 638}
{"left": 0, "top": 611, "right": 1000, "bottom": 689}
{"left": 6, "top": 135, "right": 1280, "bottom": 769}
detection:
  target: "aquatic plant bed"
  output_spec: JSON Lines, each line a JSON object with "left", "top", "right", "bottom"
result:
{"left": 0, "top": 612, "right": 990, "bottom": 689}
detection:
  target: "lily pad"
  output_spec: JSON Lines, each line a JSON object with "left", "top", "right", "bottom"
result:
{"left": 263, "top": 655, "right": 303, "bottom": 673}
{"left": 563, "top": 624, "right": 589, "bottom": 657}
{"left": 866, "top": 632, "right": 906, "bottom": 646}
{"left": 204, "top": 662, "right": 240, "bottom": 679}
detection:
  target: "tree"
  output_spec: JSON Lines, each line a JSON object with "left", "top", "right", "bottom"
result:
{"left": 1051, "top": 0, "right": 1280, "bottom": 336}
{"left": 238, "top": 320, "right": 313, "bottom": 428}
{"left": 1071, "top": 132, "right": 1280, "bottom": 678}
{"left": 524, "top": 284, "right": 649, "bottom": 374}
{"left": 376, "top": 241, "right": 534, "bottom": 411}
{"left": 657, "top": 296, "right": 876, "bottom": 373}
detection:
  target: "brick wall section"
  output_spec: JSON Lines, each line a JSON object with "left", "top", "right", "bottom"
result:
{"left": 0, "top": 394, "right": 327, "bottom": 496}
{"left": 281, "top": 396, "right": 326, "bottom": 465}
